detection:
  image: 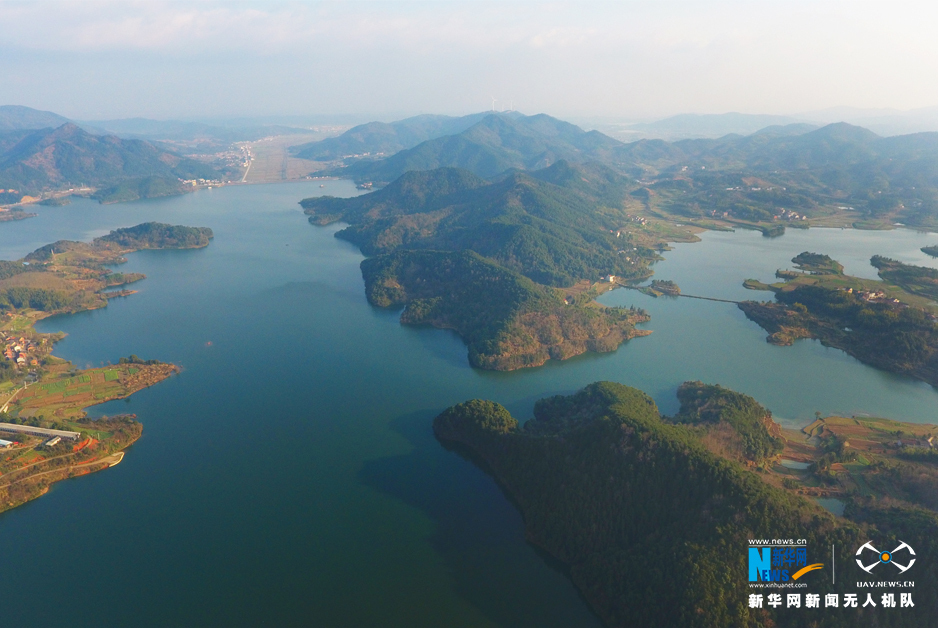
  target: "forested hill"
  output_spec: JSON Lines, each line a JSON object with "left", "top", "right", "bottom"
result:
{"left": 671, "top": 381, "right": 784, "bottom": 463}
{"left": 24, "top": 223, "right": 213, "bottom": 263}
{"left": 93, "top": 222, "right": 214, "bottom": 249}
{"left": 0, "top": 123, "right": 218, "bottom": 198}
{"left": 323, "top": 113, "right": 626, "bottom": 183}
{"left": 434, "top": 381, "right": 938, "bottom": 627}
{"left": 303, "top": 160, "right": 650, "bottom": 287}
{"left": 362, "top": 250, "right": 650, "bottom": 370}
{"left": 290, "top": 111, "right": 498, "bottom": 161}
{"left": 304, "top": 160, "right": 658, "bottom": 370}
{"left": 622, "top": 123, "right": 938, "bottom": 227}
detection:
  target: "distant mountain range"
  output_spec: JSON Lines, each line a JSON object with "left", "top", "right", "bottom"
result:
{"left": 303, "top": 109, "right": 938, "bottom": 229}
{"left": 621, "top": 112, "right": 813, "bottom": 140}
{"left": 0, "top": 105, "right": 316, "bottom": 145}
{"left": 0, "top": 123, "right": 218, "bottom": 202}
{"left": 290, "top": 112, "right": 500, "bottom": 161}
{"left": 319, "top": 112, "right": 627, "bottom": 183}
{"left": 314, "top": 109, "right": 938, "bottom": 182}
{"left": 620, "top": 122, "right": 938, "bottom": 227}
{"left": 84, "top": 118, "right": 313, "bottom": 143}
{"left": 0, "top": 105, "right": 71, "bottom": 132}
{"left": 7, "top": 101, "right": 938, "bottom": 220}
{"left": 591, "top": 107, "right": 938, "bottom": 141}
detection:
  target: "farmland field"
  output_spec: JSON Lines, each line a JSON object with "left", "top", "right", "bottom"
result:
{"left": 12, "top": 363, "right": 175, "bottom": 419}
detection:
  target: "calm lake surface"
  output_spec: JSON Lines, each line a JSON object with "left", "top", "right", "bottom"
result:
{"left": 1, "top": 182, "right": 936, "bottom": 627}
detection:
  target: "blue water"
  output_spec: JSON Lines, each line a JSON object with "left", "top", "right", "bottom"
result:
{"left": 0, "top": 183, "right": 935, "bottom": 627}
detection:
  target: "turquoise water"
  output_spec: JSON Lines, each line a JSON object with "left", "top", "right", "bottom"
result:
{"left": 815, "top": 498, "right": 847, "bottom": 517}
{"left": 0, "top": 183, "right": 936, "bottom": 627}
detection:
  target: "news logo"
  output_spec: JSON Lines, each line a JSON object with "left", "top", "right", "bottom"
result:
{"left": 748, "top": 540, "right": 824, "bottom": 582}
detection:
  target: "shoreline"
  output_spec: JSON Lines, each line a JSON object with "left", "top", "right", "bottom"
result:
{"left": 0, "top": 224, "right": 209, "bottom": 514}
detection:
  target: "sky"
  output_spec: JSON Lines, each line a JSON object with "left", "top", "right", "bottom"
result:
{"left": 2, "top": 0, "right": 938, "bottom": 121}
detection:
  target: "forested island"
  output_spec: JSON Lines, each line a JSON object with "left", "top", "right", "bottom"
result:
{"left": 434, "top": 381, "right": 938, "bottom": 628}
{"left": 363, "top": 250, "right": 649, "bottom": 370}
{"left": 740, "top": 252, "right": 938, "bottom": 386}
{"left": 638, "top": 279, "right": 681, "bottom": 297}
{"left": 303, "top": 162, "right": 662, "bottom": 369}
{"left": 0, "top": 223, "right": 212, "bottom": 513}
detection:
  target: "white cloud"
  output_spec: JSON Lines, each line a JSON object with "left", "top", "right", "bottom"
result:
{"left": 1, "top": 0, "right": 937, "bottom": 118}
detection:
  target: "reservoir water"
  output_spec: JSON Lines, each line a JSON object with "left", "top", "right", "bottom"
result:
{"left": 1, "top": 182, "right": 936, "bottom": 627}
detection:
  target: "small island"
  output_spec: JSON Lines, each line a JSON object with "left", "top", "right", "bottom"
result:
{"left": 791, "top": 251, "right": 844, "bottom": 275}
{"left": 922, "top": 245, "right": 938, "bottom": 258}
{"left": 740, "top": 252, "right": 938, "bottom": 387}
{"left": 638, "top": 279, "right": 681, "bottom": 297}
{"left": 434, "top": 381, "right": 938, "bottom": 627}
{"left": 0, "top": 223, "right": 212, "bottom": 513}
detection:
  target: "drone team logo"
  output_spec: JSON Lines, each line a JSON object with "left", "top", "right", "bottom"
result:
{"left": 856, "top": 541, "right": 916, "bottom": 574}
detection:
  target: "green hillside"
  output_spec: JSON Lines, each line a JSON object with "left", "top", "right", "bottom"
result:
{"left": 314, "top": 110, "right": 938, "bottom": 228}
{"left": 671, "top": 381, "right": 784, "bottom": 463}
{"left": 627, "top": 124, "right": 938, "bottom": 228}
{"left": 93, "top": 222, "right": 214, "bottom": 249}
{"left": 327, "top": 113, "right": 626, "bottom": 183}
{"left": 303, "top": 161, "right": 653, "bottom": 287}
{"left": 362, "top": 250, "right": 649, "bottom": 370}
{"left": 0, "top": 123, "right": 218, "bottom": 197}
{"left": 434, "top": 381, "right": 938, "bottom": 627}
{"left": 291, "top": 111, "right": 495, "bottom": 161}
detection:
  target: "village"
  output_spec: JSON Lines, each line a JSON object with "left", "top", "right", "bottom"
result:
{"left": 708, "top": 206, "right": 807, "bottom": 222}
{"left": 1, "top": 331, "right": 46, "bottom": 369}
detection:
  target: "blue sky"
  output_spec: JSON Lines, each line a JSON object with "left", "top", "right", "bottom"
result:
{"left": 1, "top": 1, "right": 936, "bottom": 120}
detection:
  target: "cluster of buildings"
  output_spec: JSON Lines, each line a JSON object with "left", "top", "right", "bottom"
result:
{"left": 342, "top": 152, "right": 385, "bottom": 160}
{"left": 2, "top": 334, "right": 40, "bottom": 369}
{"left": 895, "top": 435, "right": 936, "bottom": 449}
{"left": 615, "top": 216, "right": 648, "bottom": 231}
{"left": 181, "top": 177, "right": 225, "bottom": 188}
{"left": 843, "top": 288, "right": 902, "bottom": 305}
{"left": 775, "top": 208, "right": 807, "bottom": 221}
{"left": 840, "top": 288, "right": 938, "bottom": 322}
{"left": 0, "top": 423, "right": 80, "bottom": 442}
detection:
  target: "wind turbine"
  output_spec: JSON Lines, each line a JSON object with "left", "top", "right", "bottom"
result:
{"left": 491, "top": 96, "right": 497, "bottom": 112}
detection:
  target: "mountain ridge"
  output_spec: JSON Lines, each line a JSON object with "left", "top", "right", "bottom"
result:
{"left": 0, "top": 123, "right": 218, "bottom": 199}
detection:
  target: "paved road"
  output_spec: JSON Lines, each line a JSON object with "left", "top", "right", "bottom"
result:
{"left": 0, "top": 451, "right": 124, "bottom": 489}
{"left": 241, "top": 153, "right": 252, "bottom": 183}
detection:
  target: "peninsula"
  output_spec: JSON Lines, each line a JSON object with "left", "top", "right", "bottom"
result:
{"left": 435, "top": 381, "right": 938, "bottom": 627}
{"left": 740, "top": 252, "right": 938, "bottom": 386}
{"left": 302, "top": 162, "right": 664, "bottom": 370}
{"left": 0, "top": 222, "right": 212, "bottom": 513}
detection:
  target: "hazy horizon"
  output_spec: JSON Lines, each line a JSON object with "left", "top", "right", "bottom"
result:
{"left": 2, "top": 1, "right": 937, "bottom": 122}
